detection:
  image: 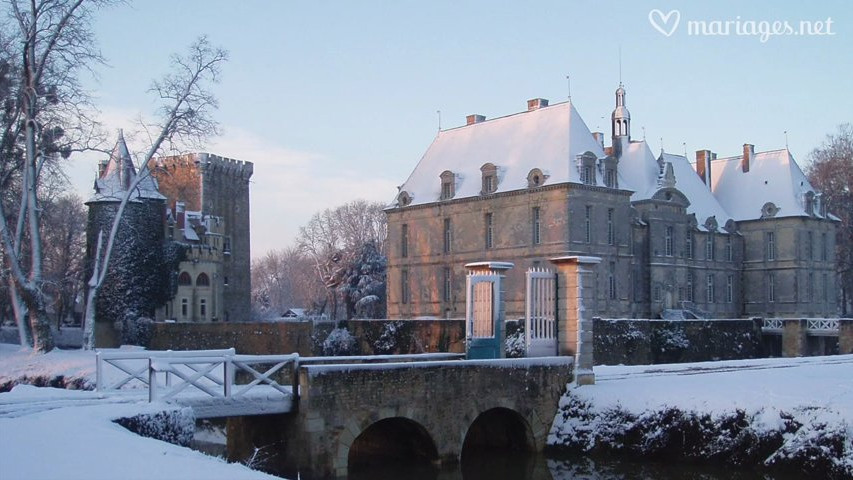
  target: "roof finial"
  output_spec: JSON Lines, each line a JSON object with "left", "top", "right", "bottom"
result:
{"left": 118, "top": 128, "right": 124, "bottom": 140}
{"left": 660, "top": 137, "right": 664, "bottom": 153}
{"left": 784, "top": 130, "right": 789, "bottom": 150}
{"left": 683, "top": 142, "right": 687, "bottom": 157}
{"left": 566, "top": 74, "right": 571, "bottom": 101}
{"left": 618, "top": 45, "right": 623, "bottom": 86}
{"left": 436, "top": 110, "right": 441, "bottom": 132}
{"left": 642, "top": 126, "right": 646, "bottom": 140}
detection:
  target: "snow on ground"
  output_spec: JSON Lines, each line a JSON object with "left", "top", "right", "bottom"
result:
{"left": 0, "top": 345, "right": 283, "bottom": 480}
{"left": 574, "top": 355, "right": 853, "bottom": 419}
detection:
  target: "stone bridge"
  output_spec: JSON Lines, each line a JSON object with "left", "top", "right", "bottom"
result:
{"left": 227, "top": 356, "right": 573, "bottom": 479}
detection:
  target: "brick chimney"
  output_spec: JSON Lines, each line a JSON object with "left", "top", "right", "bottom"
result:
{"left": 466, "top": 114, "right": 486, "bottom": 125}
{"left": 527, "top": 98, "right": 549, "bottom": 111}
{"left": 592, "top": 132, "right": 605, "bottom": 150}
{"left": 176, "top": 201, "right": 186, "bottom": 230}
{"left": 742, "top": 144, "right": 754, "bottom": 173}
{"left": 695, "top": 149, "right": 714, "bottom": 186}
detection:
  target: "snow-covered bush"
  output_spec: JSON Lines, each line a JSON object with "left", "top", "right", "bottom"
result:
{"left": 114, "top": 407, "right": 195, "bottom": 447}
{"left": 372, "top": 320, "right": 403, "bottom": 355}
{"left": 322, "top": 327, "right": 358, "bottom": 356}
{"left": 505, "top": 320, "right": 526, "bottom": 358}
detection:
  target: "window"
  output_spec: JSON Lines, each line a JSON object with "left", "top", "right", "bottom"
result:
{"left": 585, "top": 206, "right": 592, "bottom": 243}
{"left": 532, "top": 207, "right": 541, "bottom": 245}
{"left": 580, "top": 165, "right": 593, "bottom": 185}
{"left": 443, "top": 218, "right": 452, "bottom": 253}
{"left": 705, "top": 233, "right": 715, "bottom": 261}
{"left": 440, "top": 170, "right": 455, "bottom": 200}
{"left": 725, "top": 235, "right": 733, "bottom": 261}
{"left": 443, "top": 267, "right": 452, "bottom": 302}
{"left": 687, "top": 275, "right": 694, "bottom": 302}
{"left": 608, "top": 262, "right": 616, "bottom": 299}
{"left": 605, "top": 168, "right": 617, "bottom": 188}
{"left": 401, "top": 224, "right": 408, "bottom": 258}
{"left": 686, "top": 232, "right": 694, "bottom": 259}
{"left": 480, "top": 163, "right": 498, "bottom": 194}
{"left": 223, "top": 276, "right": 229, "bottom": 286}
{"left": 527, "top": 168, "right": 545, "bottom": 188}
{"left": 654, "top": 285, "right": 661, "bottom": 302}
{"left": 823, "top": 273, "right": 829, "bottom": 303}
{"left": 178, "top": 272, "right": 192, "bottom": 286}
{"left": 223, "top": 237, "right": 231, "bottom": 255}
{"left": 181, "top": 298, "right": 188, "bottom": 317}
{"left": 485, "top": 213, "right": 494, "bottom": 249}
{"left": 726, "top": 275, "right": 734, "bottom": 303}
{"left": 822, "top": 232, "right": 828, "bottom": 261}
{"left": 665, "top": 226, "right": 673, "bottom": 256}
{"left": 401, "top": 270, "right": 409, "bottom": 304}
{"left": 766, "top": 231, "right": 775, "bottom": 260}
{"left": 806, "top": 231, "right": 814, "bottom": 260}
{"left": 808, "top": 273, "right": 814, "bottom": 302}
{"left": 768, "top": 274, "right": 775, "bottom": 302}
{"left": 706, "top": 274, "right": 715, "bottom": 303}
{"left": 196, "top": 273, "right": 210, "bottom": 286}
{"left": 200, "top": 298, "right": 207, "bottom": 318}
{"left": 608, "top": 209, "right": 615, "bottom": 246}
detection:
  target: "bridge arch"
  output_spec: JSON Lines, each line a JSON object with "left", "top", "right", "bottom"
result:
{"left": 461, "top": 407, "right": 535, "bottom": 458}
{"left": 346, "top": 416, "right": 439, "bottom": 473}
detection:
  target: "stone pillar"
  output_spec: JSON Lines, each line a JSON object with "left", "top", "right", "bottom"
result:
{"left": 550, "top": 256, "right": 601, "bottom": 385}
{"left": 782, "top": 319, "right": 807, "bottom": 357}
{"left": 839, "top": 319, "right": 853, "bottom": 355}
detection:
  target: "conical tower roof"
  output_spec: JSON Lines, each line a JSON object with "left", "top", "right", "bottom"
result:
{"left": 89, "top": 130, "right": 165, "bottom": 203}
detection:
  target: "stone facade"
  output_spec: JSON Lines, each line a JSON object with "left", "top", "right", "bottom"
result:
{"left": 385, "top": 87, "right": 838, "bottom": 321}
{"left": 151, "top": 153, "right": 253, "bottom": 322}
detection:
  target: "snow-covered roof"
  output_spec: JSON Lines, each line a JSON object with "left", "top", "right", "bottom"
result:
{"left": 393, "top": 101, "right": 607, "bottom": 207}
{"left": 708, "top": 149, "right": 826, "bottom": 221}
{"left": 89, "top": 131, "right": 165, "bottom": 203}
{"left": 617, "top": 139, "right": 662, "bottom": 201}
{"left": 660, "top": 152, "right": 734, "bottom": 231}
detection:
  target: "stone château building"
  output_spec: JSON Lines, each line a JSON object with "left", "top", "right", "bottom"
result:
{"left": 85, "top": 134, "right": 253, "bottom": 346}
{"left": 385, "top": 86, "right": 839, "bottom": 321}
{"left": 151, "top": 153, "right": 253, "bottom": 323}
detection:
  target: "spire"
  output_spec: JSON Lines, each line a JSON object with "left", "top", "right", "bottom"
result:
{"left": 611, "top": 83, "right": 631, "bottom": 157}
{"left": 89, "top": 129, "right": 165, "bottom": 203}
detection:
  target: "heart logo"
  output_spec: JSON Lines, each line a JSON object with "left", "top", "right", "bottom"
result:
{"left": 648, "top": 9, "right": 681, "bottom": 37}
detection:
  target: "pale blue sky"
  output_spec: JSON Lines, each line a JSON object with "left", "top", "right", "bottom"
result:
{"left": 69, "top": 0, "right": 852, "bottom": 257}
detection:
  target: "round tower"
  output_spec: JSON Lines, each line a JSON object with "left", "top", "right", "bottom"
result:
{"left": 611, "top": 84, "right": 631, "bottom": 157}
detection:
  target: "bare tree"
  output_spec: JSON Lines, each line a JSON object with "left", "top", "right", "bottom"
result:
{"left": 0, "top": 0, "right": 108, "bottom": 352}
{"left": 806, "top": 124, "right": 853, "bottom": 315}
{"left": 296, "top": 200, "right": 386, "bottom": 320}
{"left": 41, "top": 194, "right": 86, "bottom": 327}
{"left": 82, "top": 36, "right": 227, "bottom": 349}
{"left": 251, "top": 246, "right": 323, "bottom": 319}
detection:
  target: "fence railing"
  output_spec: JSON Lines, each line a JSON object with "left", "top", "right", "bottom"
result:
{"left": 760, "top": 318, "right": 840, "bottom": 336}
{"left": 95, "top": 348, "right": 236, "bottom": 392}
{"left": 148, "top": 353, "right": 299, "bottom": 402}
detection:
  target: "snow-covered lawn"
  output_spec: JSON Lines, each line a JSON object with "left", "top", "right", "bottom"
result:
{"left": 0, "top": 345, "right": 282, "bottom": 480}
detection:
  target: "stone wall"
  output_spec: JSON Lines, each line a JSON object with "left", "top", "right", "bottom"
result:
{"left": 146, "top": 319, "right": 465, "bottom": 356}
{"left": 147, "top": 322, "right": 314, "bottom": 355}
{"left": 594, "top": 318, "right": 764, "bottom": 365}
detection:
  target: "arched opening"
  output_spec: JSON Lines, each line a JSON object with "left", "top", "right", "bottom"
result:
{"left": 196, "top": 272, "right": 210, "bottom": 286}
{"left": 347, "top": 417, "right": 438, "bottom": 478}
{"left": 461, "top": 408, "right": 535, "bottom": 478}
{"left": 177, "top": 271, "right": 192, "bottom": 286}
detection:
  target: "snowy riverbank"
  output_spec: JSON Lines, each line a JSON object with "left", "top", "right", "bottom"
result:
{"left": 549, "top": 356, "right": 853, "bottom": 479}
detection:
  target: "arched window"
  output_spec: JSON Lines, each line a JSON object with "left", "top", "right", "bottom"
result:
{"left": 178, "top": 272, "right": 192, "bottom": 286}
{"left": 196, "top": 273, "right": 210, "bottom": 287}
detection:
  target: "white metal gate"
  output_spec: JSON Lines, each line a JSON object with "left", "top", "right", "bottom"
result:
{"left": 466, "top": 272, "right": 501, "bottom": 358}
{"left": 525, "top": 268, "right": 557, "bottom": 357}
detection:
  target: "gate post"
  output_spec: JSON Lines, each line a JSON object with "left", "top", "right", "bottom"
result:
{"left": 465, "top": 261, "right": 514, "bottom": 359}
{"left": 550, "top": 256, "right": 601, "bottom": 385}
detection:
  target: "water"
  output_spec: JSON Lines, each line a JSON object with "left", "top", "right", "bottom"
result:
{"left": 347, "top": 451, "right": 802, "bottom": 480}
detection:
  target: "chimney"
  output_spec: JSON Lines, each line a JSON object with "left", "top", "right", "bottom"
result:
{"left": 695, "top": 149, "right": 713, "bottom": 186}
{"left": 466, "top": 114, "right": 486, "bottom": 125}
{"left": 176, "top": 201, "right": 186, "bottom": 230}
{"left": 742, "top": 144, "right": 754, "bottom": 173}
{"left": 527, "top": 98, "right": 549, "bottom": 111}
{"left": 592, "top": 132, "right": 605, "bottom": 150}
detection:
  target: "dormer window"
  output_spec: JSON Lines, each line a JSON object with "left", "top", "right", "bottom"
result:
{"left": 527, "top": 168, "right": 548, "bottom": 188}
{"left": 398, "top": 190, "right": 412, "bottom": 207}
{"left": 576, "top": 152, "right": 597, "bottom": 186}
{"left": 761, "top": 202, "right": 779, "bottom": 219}
{"left": 598, "top": 156, "right": 619, "bottom": 188}
{"left": 481, "top": 163, "right": 498, "bottom": 194}
{"left": 440, "top": 170, "right": 456, "bottom": 200}
{"left": 804, "top": 191, "right": 815, "bottom": 216}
